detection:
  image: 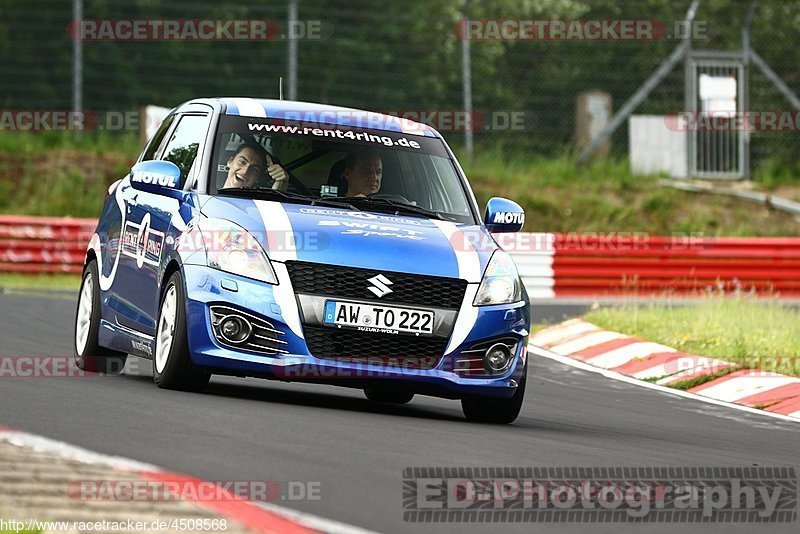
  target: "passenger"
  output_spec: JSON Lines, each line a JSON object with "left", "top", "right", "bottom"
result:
{"left": 221, "top": 142, "right": 288, "bottom": 190}
{"left": 343, "top": 151, "right": 382, "bottom": 197}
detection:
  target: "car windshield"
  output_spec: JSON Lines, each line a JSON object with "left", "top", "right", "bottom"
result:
{"left": 209, "top": 115, "right": 476, "bottom": 224}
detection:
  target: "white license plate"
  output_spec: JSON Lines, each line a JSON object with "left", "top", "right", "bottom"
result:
{"left": 323, "top": 300, "right": 434, "bottom": 336}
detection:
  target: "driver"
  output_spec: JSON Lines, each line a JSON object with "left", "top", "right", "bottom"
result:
{"left": 221, "top": 141, "right": 288, "bottom": 190}
{"left": 343, "top": 151, "right": 382, "bottom": 197}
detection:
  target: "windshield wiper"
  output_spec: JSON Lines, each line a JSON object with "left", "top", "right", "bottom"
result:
{"left": 332, "top": 196, "right": 448, "bottom": 221}
{"left": 219, "top": 187, "right": 360, "bottom": 211}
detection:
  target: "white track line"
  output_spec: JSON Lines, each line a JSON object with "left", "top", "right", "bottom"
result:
{"left": 254, "top": 502, "right": 379, "bottom": 534}
{"left": 530, "top": 319, "right": 598, "bottom": 347}
{"left": 0, "top": 430, "right": 160, "bottom": 472}
{"left": 694, "top": 374, "right": 800, "bottom": 403}
{"left": 0, "top": 428, "right": 371, "bottom": 532}
{"left": 585, "top": 341, "right": 675, "bottom": 369}
{"left": 549, "top": 330, "right": 626, "bottom": 356}
{"left": 528, "top": 344, "right": 800, "bottom": 425}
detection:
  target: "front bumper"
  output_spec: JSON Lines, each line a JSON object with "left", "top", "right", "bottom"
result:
{"left": 183, "top": 264, "right": 530, "bottom": 399}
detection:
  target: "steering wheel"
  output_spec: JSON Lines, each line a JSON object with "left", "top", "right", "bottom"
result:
{"left": 368, "top": 192, "right": 412, "bottom": 204}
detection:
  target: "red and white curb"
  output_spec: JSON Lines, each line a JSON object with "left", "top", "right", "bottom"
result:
{"left": 530, "top": 319, "right": 800, "bottom": 421}
{"left": 0, "top": 426, "right": 374, "bottom": 534}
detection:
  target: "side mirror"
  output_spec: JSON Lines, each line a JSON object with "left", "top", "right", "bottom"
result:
{"left": 129, "top": 160, "right": 183, "bottom": 195}
{"left": 485, "top": 197, "right": 525, "bottom": 233}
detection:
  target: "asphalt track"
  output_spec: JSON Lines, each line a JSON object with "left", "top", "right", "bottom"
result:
{"left": 1, "top": 293, "right": 799, "bottom": 533}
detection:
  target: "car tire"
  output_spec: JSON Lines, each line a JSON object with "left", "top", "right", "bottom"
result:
{"left": 153, "top": 270, "right": 210, "bottom": 392}
{"left": 73, "top": 259, "right": 128, "bottom": 374}
{"left": 461, "top": 363, "right": 527, "bottom": 424}
{"left": 364, "top": 388, "right": 414, "bottom": 404}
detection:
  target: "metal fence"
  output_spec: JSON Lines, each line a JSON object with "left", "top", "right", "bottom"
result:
{"left": 1, "top": 0, "right": 798, "bottom": 170}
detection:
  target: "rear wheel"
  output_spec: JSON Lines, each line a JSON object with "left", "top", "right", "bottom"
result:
{"left": 364, "top": 388, "right": 414, "bottom": 404}
{"left": 73, "top": 259, "right": 127, "bottom": 374}
{"left": 153, "top": 271, "right": 210, "bottom": 392}
{"left": 461, "top": 364, "right": 527, "bottom": 424}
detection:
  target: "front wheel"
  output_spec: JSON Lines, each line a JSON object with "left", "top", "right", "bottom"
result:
{"left": 153, "top": 271, "right": 210, "bottom": 392}
{"left": 73, "top": 259, "right": 127, "bottom": 374}
{"left": 461, "top": 365, "right": 527, "bottom": 424}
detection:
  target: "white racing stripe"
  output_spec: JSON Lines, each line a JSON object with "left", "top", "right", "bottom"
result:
{"left": 94, "top": 184, "right": 128, "bottom": 291}
{"left": 231, "top": 97, "right": 267, "bottom": 118}
{"left": 431, "top": 220, "right": 482, "bottom": 283}
{"left": 444, "top": 284, "right": 479, "bottom": 355}
{"left": 255, "top": 200, "right": 297, "bottom": 262}
{"left": 272, "top": 262, "right": 304, "bottom": 339}
{"left": 253, "top": 200, "right": 303, "bottom": 338}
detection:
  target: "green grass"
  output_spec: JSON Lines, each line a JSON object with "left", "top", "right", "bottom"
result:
{"left": 0, "top": 131, "right": 139, "bottom": 217}
{"left": 0, "top": 273, "right": 81, "bottom": 291}
{"left": 0, "top": 132, "right": 797, "bottom": 234}
{"left": 459, "top": 149, "right": 800, "bottom": 236}
{"left": 584, "top": 298, "right": 800, "bottom": 377}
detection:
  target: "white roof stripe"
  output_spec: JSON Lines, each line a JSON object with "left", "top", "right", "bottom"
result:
{"left": 232, "top": 97, "right": 267, "bottom": 118}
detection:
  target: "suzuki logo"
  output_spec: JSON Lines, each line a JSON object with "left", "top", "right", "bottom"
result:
{"left": 367, "top": 274, "right": 393, "bottom": 298}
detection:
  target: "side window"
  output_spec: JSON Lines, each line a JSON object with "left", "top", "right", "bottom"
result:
{"left": 141, "top": 115, "right": 175, "bottom": 161}
{"left": 160, "top": 114, "right": 210, "bottom": 181}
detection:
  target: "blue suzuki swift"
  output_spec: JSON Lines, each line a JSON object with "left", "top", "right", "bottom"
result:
{"left": 74, "top": 98, "right": 530, "bottom": 423}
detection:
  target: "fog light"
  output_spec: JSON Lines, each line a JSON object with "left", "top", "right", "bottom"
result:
{"left": 484, "top": 343, "right": 512, "bottom": 373}
{"left": 219, "top": 315, "right": 251, "bottom": 343}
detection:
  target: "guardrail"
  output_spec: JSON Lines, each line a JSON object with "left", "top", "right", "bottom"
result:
{"left": 0, "top": 215, "right": 96, "bottom": 274}
{"left": 2, "top": 216, "right": 799, "bottom": 298}
{"left": 507, "top": 233, "right": 800, "bottom": 298}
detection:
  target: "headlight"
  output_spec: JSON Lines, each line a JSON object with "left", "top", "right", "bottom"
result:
{"left": 473, "top": 250, "right": 523, "bottom": 306}
{"left": 198, "top": 218, "right": 278, "bottom": 285}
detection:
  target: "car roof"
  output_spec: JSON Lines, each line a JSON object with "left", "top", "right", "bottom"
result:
{"left": 180, "top": 97, "right": 441, "bottom": 138}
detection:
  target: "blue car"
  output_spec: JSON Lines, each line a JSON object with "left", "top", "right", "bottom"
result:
{"left": 73, "top": 98, "right": 530, "bottom": 423}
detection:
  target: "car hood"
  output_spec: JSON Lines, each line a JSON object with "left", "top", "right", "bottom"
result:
{"left": 200, "top": 196, "right": 497, "bottom": 283}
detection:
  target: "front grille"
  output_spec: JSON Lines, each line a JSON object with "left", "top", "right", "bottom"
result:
{"left": 286, "top": 261, "right": 467, "bottom": 309}
{"left": 304, "top": 326, "right": 447, "bottom": 370}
